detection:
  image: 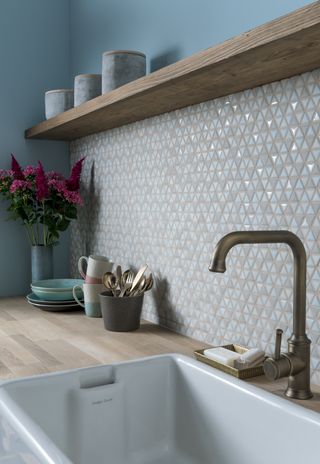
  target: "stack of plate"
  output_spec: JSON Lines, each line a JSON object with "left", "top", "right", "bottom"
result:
{"left": 27, "top": 279, "right": 84, "bottom": 311}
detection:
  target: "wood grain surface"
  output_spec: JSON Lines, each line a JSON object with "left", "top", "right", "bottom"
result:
{"left": 25, "top": 1, "right": 320, "bottom": 141}
{"left": 0, "top": 297, "right": 320, "bottom": 414}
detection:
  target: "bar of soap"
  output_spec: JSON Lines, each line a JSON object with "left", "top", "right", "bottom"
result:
{"left": 203, "top": 347, "right": 241, "bottom": 367}
{"left": 234, "top": 348, "right": 265, "bottom": 370}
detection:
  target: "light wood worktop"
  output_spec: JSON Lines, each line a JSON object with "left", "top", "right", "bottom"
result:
{"left": 0, "top": 297, "right": 319, "bottom": 414}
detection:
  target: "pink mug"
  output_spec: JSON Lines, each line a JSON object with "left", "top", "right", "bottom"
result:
{"left": 78, "top": 255, "right": 113, "bottom": 284}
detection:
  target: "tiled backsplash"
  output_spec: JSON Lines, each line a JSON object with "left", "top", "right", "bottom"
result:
{"left": 70, "top": 70, "right": 320, "bottom": 383}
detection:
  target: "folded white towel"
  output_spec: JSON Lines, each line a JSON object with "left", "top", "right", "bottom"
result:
{"left": 203, "top": 347, "right": 241, "bottom": 367}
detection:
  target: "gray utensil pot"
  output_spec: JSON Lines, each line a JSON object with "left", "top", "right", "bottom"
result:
{"left": 99, "top": 291, "right": 144, "bottom": 332}
{"left": 74, "top": 74, "right": 102, "bottom": 106}
{"left": 45, "top": 89, "right": 74, "bottom": 119}
{"left": 31, "top": 245, "right": 53, "bottom": 283}
{"left": 102, "top": 50, "right": 146, "bottom": 93}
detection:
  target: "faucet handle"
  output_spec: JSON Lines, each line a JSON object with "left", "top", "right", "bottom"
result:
{"left": 264, "top": 328, "right": 290, "bottom": 381}
{"left": 274, "top": 328, "right": 283, "bottom": 360}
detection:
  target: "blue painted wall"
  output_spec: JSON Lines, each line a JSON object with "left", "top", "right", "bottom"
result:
{"left": 0, "top": 0, "right": 314, "bottom": 297}
{"left": 0, "top": 0, "right": 71, "bottom": 296}
{"left": 70, "top": 0, "right": 313, "bottom": 75}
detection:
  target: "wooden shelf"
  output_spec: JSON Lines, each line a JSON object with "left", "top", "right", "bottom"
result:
{"left": 25, "top": 1, "right": 320, "bottom": 141}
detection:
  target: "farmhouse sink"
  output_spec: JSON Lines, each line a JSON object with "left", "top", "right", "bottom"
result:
{"left": 0, "top": 354, "right": 319, "bottom": 463}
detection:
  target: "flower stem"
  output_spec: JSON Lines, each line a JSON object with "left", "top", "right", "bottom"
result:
{"left": 24, "top": 224, "right": 33, "bottom": 245}
{"left": 35, "top": 220, "right": 39, "bottom": 245}
{"left": 42, "top": 200, "right": 46, "bottom": 246}
{"left": 30, "top": 225, "right": 36, "bottom": 245}
{"left": 25, "top": 223, "right": 36, "bottom": 245}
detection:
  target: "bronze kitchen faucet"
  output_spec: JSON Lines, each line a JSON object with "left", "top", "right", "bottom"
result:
{"left": 209, "top": 230, "right": 312, "bottom": 400}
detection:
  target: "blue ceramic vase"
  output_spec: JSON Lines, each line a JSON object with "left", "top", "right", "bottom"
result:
{"left": 31, "top": 246, "right": 53, "bottom": 283}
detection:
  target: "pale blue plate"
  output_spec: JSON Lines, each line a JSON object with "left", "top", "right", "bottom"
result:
{"left": 26, "top": 295, "right": 83, "bottom": 312}
{"left": 27, "top": 293, "right": 83, "bottom": 305}
{"left": 31, "top": 279, "right": 83, "bottom": 301}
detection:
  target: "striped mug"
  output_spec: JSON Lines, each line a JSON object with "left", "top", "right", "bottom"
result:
{"left": 73, "top": 283, "right": 104, "bottom": 318}
{"left": 78, "top": 255, "right": 113, "bottom": 284}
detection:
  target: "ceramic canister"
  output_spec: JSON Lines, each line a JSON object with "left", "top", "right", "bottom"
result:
{"left": 73, "top": 283, "right": 104, "bottom": 318}
{"left": 102, "top": 50, "right": 146, "bottom": 93}
{"left": 45, "top": 89, "right": 74, "bottom": 119}
{"left": 74, "top": 74, "right": 102, "bottom": 106}
{"left": 78, "top": 255, "right": 113, "bottom": 284}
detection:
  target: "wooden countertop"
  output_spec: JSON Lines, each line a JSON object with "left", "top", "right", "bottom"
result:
{"left": 0, "top": 297, "right": 319, "bottom": 414}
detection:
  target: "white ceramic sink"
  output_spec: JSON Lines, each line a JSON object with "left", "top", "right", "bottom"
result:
{"left": 0, "top": 354, "right": 319, "bottom": 463}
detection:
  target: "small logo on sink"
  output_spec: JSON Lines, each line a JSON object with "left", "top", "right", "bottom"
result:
{"left": 92, "top": 398, "right": 113, "bottom": 405}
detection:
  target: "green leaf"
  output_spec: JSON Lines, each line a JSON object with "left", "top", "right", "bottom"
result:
{"left": 65, "top": 206, "right": 78, "bottom": 219}
{"left": 42, "top": 217, "right": 56, "bottom": 228}
{"left": 56, "top": 218, "right": 70, "bottom": 231}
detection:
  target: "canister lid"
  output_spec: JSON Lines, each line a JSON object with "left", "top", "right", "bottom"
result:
{"left": 102, "top": 50, "right": 146, "bottom": 58}
{"left": 74, "top": 74, "right": 102, "bottom": 78}
{"left": 45, "top": 89, "right": 74, "bottom": 94}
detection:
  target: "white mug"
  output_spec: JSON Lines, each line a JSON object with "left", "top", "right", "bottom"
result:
{"left": 73, "top": 283, "right": 104, "bottom": 318}
{"left": 78, "top": 255, "right": 113, "bottom": 284}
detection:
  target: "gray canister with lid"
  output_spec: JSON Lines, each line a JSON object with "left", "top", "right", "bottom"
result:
{"left": 102, "top": 50, "right": 146, "bottom": 93}
{"left": 74, "top": 74, "right": 102, "bottom": 106}
{"left": 45, "top": 89, "right": 74, "bottom": 119}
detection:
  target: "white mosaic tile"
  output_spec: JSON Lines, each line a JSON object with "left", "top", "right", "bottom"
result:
{"left": 70, "top": 69, "right": 320, "bottom": 384}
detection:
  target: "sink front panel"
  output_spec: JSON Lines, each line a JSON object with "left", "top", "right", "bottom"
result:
{"left": 0, "top": 354, "right": 319, "bottom": 463}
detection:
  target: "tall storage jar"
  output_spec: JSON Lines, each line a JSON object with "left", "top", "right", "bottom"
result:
{"left": 102, "top": 50, "right": 146, "bottom": 93}
{"left": 74, "top": 74, "right": 102, "bottom": 106}
{"left": 45, "top": 89, "right": 74, "bottom": 119}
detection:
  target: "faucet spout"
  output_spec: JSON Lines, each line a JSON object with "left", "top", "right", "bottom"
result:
{"left": 209, "top": 230, "right": 312, "bottom": 400}
{"left": 209, "top": 230, "right": 307, "bottom": 336}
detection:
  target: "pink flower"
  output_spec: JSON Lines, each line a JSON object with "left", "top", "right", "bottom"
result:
{"left": 23, "top": 165, "right": 37, "bottom": 177}
{"left": 63, "top": 190, "right": 83, "bottom": 206}
{"left": 0, "top": 170, "right": 8, "bottom": 179}
{"left": 66, "top": 157, "right": 85, "bottom": 191}
{"left": 10, "top": 180, "right": 32, "bottom": 193}
{"left": 36, "top": 161, "right": 48, "bottom": 201}
{"left": 48, "top": 178, "right": 83, "bottom": 205}
{"left": 11, "top": 154, "right": 24, "bottom": 180}
{"left": 46, "top": 171, "right": 64, "bottom": 181}
{"left": 48, "top": 178, "right": 66, "bottom": 193}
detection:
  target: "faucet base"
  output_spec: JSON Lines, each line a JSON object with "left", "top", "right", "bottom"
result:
{"left": 285, "top": 386, "right": 313, "bottom": 400}
{"left": 285, "top": 336, "right": 312, "bottom": 400}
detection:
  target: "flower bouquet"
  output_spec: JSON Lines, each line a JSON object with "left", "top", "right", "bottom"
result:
{"left": 0, "top": 155, "right": 85, "bottom": 280}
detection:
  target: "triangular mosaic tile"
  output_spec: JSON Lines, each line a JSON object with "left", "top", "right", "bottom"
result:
{"left": 70, "top": 69, "right": 320, "bottom": 384}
